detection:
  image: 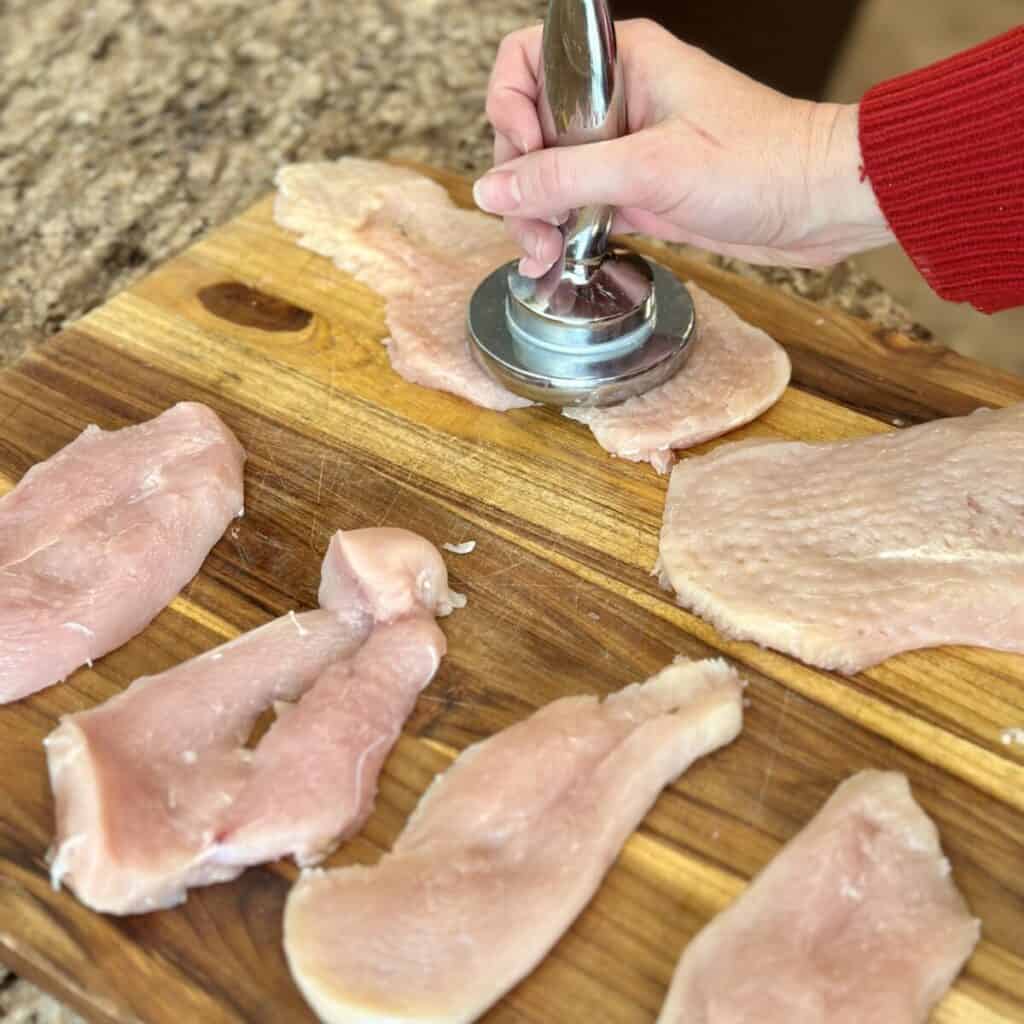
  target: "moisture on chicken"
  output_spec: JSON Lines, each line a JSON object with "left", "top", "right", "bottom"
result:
{"left": 284, "top": 657, "right": 745, "bottom": 1024}
{"left": 656, "top": 772, "right": 980, "bottom": 1024}
{"left": 658, "top": 403, "right": 1024, "bottom": 671}
{"left": 0, "top": 402, "right": 245, "bottom": 703}
{"left": 46, "top": 528, "right": 459, "bottom": 914}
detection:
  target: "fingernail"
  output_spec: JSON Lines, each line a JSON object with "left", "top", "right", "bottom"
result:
{"left": 518, "top": 255, "right": 552, "bottom": 279}
{"left": 473, "top": 171, "right": 522, "bottom": 214}
{"left": 522, "top": 228, "right": 542, "bottom": 261}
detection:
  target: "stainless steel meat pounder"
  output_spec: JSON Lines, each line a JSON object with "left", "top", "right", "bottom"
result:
{"left": 468, "top": 0, "right": 696, "bottom": 407}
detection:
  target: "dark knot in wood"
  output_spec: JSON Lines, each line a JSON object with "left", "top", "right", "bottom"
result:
{"left": 198, "top": 283, "right": 312, "bottom": 333}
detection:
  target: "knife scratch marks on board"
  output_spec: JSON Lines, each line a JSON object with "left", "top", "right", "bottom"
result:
{"left": 325, "top": 455, "right": 346, "bottom": 502}
{"left": 315, "top": 454, "right": 326, "bottom": 507}
{"left": 254, "top": 531, "right": 287, "bottom": 551}
{"left": 376, "top": 487, "right": 402, "bottom": 528}
{"left": 430, "top": 445, "right": 473, "bottom": 478}
{"left": 480, "top": 559, "right": 526, "bottom": 582}
{"left": 375, "top": 448, "right": 436, "bottom": 528}
{"left": 756, "top": 687, "right": 794, "bottom": 822}
{"left": 0, "top": 399, "right": 26, "bottom": 438}
{"left": 232, "top": 531, "right": 252, "bottom": 570}
{"left": 262, "top": 436, "right": 288, "bottom": 491}
{"left": 631, "top": 523, "right": 650, "bottom": 570}
{"left": 309, "top": 453, "right": 327, "bottom": 548}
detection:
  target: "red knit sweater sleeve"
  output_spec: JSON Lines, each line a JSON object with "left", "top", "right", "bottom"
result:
{"left": 859, "top": 26, "right": 1024, "bottom": 314}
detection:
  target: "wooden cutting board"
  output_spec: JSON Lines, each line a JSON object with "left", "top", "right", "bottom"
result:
{"left": 1, "top": 165, "right": 1022, "bottom": 1024}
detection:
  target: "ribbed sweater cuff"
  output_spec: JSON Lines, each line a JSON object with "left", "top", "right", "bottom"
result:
{"left": 859, "top": 27, "right": 1024, "bottom": 314}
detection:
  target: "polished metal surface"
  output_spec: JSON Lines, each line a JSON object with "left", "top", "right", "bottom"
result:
{"left": 539, "top": 0, "right": 624, "bottom": 271}
{"left": 469, "top": 254, "right": 695, "bottom": 408}
{"left": 505, "top": 245, "right": 655, "bottom": 337}
{"left": 507, "top": 249, "right": 654, "bottom": 348}
{"left": 467, "top": 0, "right": 697, "bottom": 407}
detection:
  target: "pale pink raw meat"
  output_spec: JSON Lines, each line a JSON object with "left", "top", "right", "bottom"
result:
{"left": 385, "top": 282, "right": 528, "bottom": 411}
{"left": 273, "top": 159, "right": 529, "bottom": 412}
{"left": 564, "top": 284, "right": 791, "bottom": 472}
{"left": 0, "top": 402, "right": 245, "bottom": 704}
{"left": 273, "top": 159, "right": 791, "bottom": 441}
{"left": 284, "top": 656, "right": 744, "bottom": 1024}
{"left": 658, "top": 403, "right": 1024, "bottom": 671}
{"left": 211, "top": 617, "right": 444, "bottom": 869}
{"left": 46, "top": 528, "right": 458, "bottom": 914}
{"left": 657, "top": 771, "right": 980, "bottom": 1024}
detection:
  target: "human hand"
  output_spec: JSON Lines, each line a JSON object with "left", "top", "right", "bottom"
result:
{"left": 476, "top": 19, "right": 893, "bottom": 276}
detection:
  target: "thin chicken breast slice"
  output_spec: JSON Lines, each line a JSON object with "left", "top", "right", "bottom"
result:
{"left": 284, "top": 657, "right": 745, "bottom": 1024}
{"left": 211, "top": 617, "right": 445, "bottom": 869}
{"left": 657, "top": 771, "right": 980, "bottom": 1024}
{"left": 273, "top": 159, "right": 790, "bottom": 441}
{"left": 659, "top": 403, "right": 1024, "bottom": 671}
{"left": 385, "top": 282, "right": 531, "bottom": 413}
{"left": 564, "top": 284, "right": 791, "bottom": 472}
{"left": 274, "top": 159, "right": 529, "bottom": 412}
{"left": 46, "top": 528, "right": 456, "bottom": 914}
{"left": 0, "top": 402, "right": 245, "bottom": 703}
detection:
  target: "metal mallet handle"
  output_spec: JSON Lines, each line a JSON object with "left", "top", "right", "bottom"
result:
{"left": 539, "top": 0, "right": 624, "bottom": 274}
{"left": 468, "top": 0, "right": 694, "bottom": 406}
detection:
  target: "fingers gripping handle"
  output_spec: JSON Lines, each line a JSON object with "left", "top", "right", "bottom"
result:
{"left": 539, "top": 0, "right": 624, "bottom": 272}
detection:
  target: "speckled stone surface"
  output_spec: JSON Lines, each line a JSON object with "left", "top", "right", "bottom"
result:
{"left": 0, "top": 1, "right": 925, "bottom": 1018}
{"left": 0, "top": 0, "right": 928, "bottom": 374}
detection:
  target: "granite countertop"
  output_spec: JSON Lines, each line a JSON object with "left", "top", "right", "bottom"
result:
{"left": 0, "top": 0, "right": 928, "bottom": 374}
{"left": 0, "top": 1, "right": 925, "bottom": 1020}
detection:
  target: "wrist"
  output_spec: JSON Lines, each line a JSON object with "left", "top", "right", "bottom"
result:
{"left": 794, "top": 100, "right": 892, "bottom": 260}
{"left": 805, "top": 102, "right": 895, "bottom": 258}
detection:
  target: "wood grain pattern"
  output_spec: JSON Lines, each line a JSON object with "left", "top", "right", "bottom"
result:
{"left": 0, "top": 164, "right": 1021, "bottom": 1024}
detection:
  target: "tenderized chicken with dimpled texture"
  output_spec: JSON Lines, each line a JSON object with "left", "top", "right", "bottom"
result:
{"left": 284, "top": 656, "right": 744, "bottom": 1024}
{"left": 658, "top": 403, "right": 1024, "bottom": 671}
{"left": 46, "top": 528, "right": 460, "bottom": 914}
{"left": 274, "top": 159, "right": 527, "bottom": 413}
{"left": 656, "top": 772, "right": 980, "bottom": 1024}
{"left": 0, "top": 402, "right": 245, "bottom": 703}
{"left": 563, "top": 284, "right": 790, "bottom": 473}
{"left": 273, "top": 159, "right": 790, "bottom": 470}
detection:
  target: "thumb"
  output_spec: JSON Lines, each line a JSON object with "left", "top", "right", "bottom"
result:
{"left": 473, "top": 135, "right": 653, "bottom": 220}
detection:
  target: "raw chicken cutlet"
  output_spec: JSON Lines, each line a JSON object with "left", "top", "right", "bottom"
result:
{"left": 657, "top": 771, "right": 980, "bottom": 1024}
{"left": 0, "top": 402, "right": 244, "bottom": 703}
{"left": 564, "top": 283, "right": 790, "bottom": 473}
{"left": 46, "top": 528, "right": 461, "bottom": 914}
{"left": 659, "top": 403, "right": 1024, "bottom": 671}
{"left": 285, "top": 657, "right": 744, "bottom": 1024}
{"left": 273, "top": 159, "right": 790, "bottom": 466}
{"left": 274, "top": 159, "right": 528, "bottom": 413}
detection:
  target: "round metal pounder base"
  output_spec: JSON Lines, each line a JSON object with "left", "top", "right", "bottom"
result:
{"left": 467, "top": 252, "right": 696, "bottom": 408}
